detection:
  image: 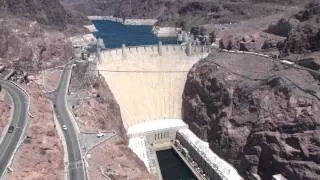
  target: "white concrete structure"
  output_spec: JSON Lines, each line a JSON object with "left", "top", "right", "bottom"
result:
{"left": 128, "top": 119, "right": 188, "bottom": 177}
{"left": 97, "top": 43, "right": 209, "bottom": 178}
{"left": 88, "top": 16, "right": 157, "bottom": 25}
{"left": 88, "top": 16, "right": 122, "bottom": 22}
{"left": 272, "top": 174, "right": 287, "bottom": 180}
{"left": 128, "top": 119, "right": 188, "bottom": 147}
{"left": 84, "top": 24, "right": 98, "bottom": 33}
{"left": 128, "top": 137, "right": 150, "bottom": 170}
{"left": 97, "top": 42, "right": 245, "bottom": 179}
{"left": 152, "top": 26, "right": 182, "bottom": 37}
{"left": 177, "top": 128, "right": 243, "bottom": 180}
{"left": 124, "top": 19, "right": 157, "bottom": 26}
{"left": 128, "top": 119, "right": 187, "bottom": 136}
{"left": 97, "top": 44, "right": 209, "bottom": 129}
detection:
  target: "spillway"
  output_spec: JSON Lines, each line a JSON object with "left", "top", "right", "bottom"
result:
{"left": 97, "top": 45, "right": 208, "bottom": 129}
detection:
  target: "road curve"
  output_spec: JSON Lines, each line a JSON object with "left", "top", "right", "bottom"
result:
{"left": 0, "top": 80, "right": 29, "bottom": 177}
{"left": 53, "top": 63, "right": 86, "bottom": 180}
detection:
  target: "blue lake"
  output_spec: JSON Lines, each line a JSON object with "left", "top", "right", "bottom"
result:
{"left": 93, "top": 20, "right": 178, "bottom": 48}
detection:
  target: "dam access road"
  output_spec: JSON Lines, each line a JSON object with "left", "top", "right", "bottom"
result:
{"left": 53, "top": 62, "right": 86, "bottom": 180}
{"left": 0, "top": 80, "right": 29, "bottom": 178}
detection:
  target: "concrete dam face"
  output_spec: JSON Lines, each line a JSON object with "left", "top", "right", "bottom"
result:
{"left": 97, "top": 45, "right": 209, "bottom": 129}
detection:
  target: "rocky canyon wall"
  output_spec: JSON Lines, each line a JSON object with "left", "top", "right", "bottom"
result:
{"left": 182, "top": 52, "right": 320, "bottom": 180}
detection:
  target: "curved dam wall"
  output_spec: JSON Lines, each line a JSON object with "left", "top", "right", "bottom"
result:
{"left": 97, "top": 44, "right": 209, "bottom": 129}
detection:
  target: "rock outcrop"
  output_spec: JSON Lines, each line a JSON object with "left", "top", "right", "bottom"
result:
{"left": 0, "top": 0, "right": 88, "bottom": 70}
{"left": 265, "top": 18, "right": 300, "bottom": 37}
{"left": 219, "top": 32, "right": 267, "bottom": 52}
{"left": 182, "top": 52, "right": 320, "bottom": 180}
{"left": 0, "top": 0, "right": 88, "bottom": 29}
{"left": 70, "top": 69, "right": 126, "bottom": 137}
{"left": 216, "top": 29, "right": 286, "bottom": 55}
{"left": 0, "top": 0, "right": 68, "bottom": 28}
{"left": 0, "top": 18, "right": 72, "bottom": 69}
{"left": 265, "top": 1, "right": 320, "bottom": 56}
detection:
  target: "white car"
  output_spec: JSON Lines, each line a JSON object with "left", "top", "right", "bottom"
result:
{"left": 97, "top": 132, "right": 104, "bottom": 138}
{"left": 62, "top": 125, "right": 67, "bottom": 130}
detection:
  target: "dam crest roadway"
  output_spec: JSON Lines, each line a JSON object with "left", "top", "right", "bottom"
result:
{"left": 96, "top": 42, "right": 242, "bottom": 180}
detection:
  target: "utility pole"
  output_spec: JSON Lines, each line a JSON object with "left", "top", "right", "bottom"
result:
{"left": 129, "top": 0, "right": 132, "bottom": 14}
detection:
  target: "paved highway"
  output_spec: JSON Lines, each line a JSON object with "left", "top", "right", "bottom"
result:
{"left": 0, "top": 80, "right": 29, "bottom": 177}
{"left": 53, "top": 62, "right": 86, "bottom": 180}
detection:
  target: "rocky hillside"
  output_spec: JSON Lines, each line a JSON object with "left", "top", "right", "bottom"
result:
{"left": 0, "top": 0, "right": 69, "bottom": 28}
{"left": 282, "top": 1, "right": 320, "bottom": 56}
{"left": 0, "top": 0, "right": 88, "bottom": 70}
{"left": 0, "top": 18, "right": 73, "bottom": 70}
{"left": 0, "top": 0, "right": 88, "bottom": 28}
{"left": 265, "top": 1, "right": 320, "bottom": 57}
{"left": 60, "top": 0, "right": 308, "bottom": 29}
{"left": 182, "top": 52, "right": 320, "bottom": 180}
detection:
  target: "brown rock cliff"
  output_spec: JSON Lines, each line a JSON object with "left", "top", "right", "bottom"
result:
{"left": 182, "top": 52, "right": 320, "bottom": 180}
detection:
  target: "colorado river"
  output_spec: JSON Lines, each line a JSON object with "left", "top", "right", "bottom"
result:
{"left": 157, "top": 149, "right": 196, "bottom": 180}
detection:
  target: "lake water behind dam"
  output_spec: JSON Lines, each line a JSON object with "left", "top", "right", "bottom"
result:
{"left": 93, "top": 20, "right": 178, "bottom": 48}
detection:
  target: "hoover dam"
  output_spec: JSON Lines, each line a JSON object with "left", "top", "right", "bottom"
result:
{"left": 97, "top": 44, "right": 209, "bottom": 129}
{"left": 91, "top": 20, "right": 242, "bottom": 180}
{"left": 96, "top": 43, "right": 242, "bottom": 180}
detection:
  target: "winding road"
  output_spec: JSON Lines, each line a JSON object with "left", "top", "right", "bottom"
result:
{"left": 53, "top": 62, "right": 86, "bottom": 180}
{"left": 0, "top": 80, "right": 29, "bottom": 178}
